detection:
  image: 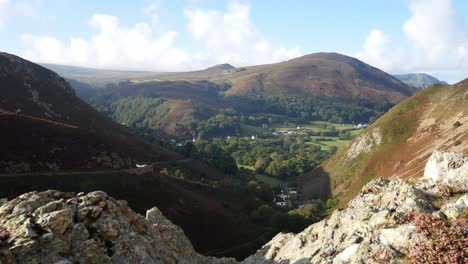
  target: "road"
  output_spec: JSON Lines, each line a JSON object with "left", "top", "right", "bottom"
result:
{"left": 0, "top": 158, "right": 194, "bottom": 177}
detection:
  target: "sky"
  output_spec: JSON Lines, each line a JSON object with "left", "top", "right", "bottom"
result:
{"left": 1, "top": 0, "right": 468, "bottom": 83}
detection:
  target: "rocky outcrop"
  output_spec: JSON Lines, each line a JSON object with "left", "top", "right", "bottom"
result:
{"left": 345, "top": 128, "right": 382, "bottom": 160}
{"left": 0, "top": 191, "right": 235, "bottom": 264}
{"left": 244, "top": 150, "right": 468, "bottom": 264}
{"left": 423, "top": 150, "right": 468, "bottom": 192}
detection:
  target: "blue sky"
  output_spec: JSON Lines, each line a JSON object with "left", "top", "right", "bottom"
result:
{"left": 1, "top": 0, "right": 468, "bottom": 82}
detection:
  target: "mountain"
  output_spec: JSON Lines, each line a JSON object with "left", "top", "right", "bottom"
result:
{"left": 205, "top": 63, "right": 236, "bottom": 71}
{"left": 0, "top": 52, "right": 176, "bottom": 172}
{"left": 153, "top": 52, "right": 414, "bottom": 104}
{"left": 301, "top": 79, "right": 468, "bottom": 203}
{"left": 43, "top": 53, "right": 414, "bottom": 107}
{"left": 222, "top": 52, "right": 413, "bottom": 104}
{"left": 395, "top": 73, "right": 449, "bottom": 90}
{"left": 83, "top": 53, "right": 415, "bottom": 138}
{"left": 2, "top": 151, "right": 466, "bottom": 263}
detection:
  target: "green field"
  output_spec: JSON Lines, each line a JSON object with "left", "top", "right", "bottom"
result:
{"left": 238, "top": 165, "right": 281, "bottom": 188}
{"left": 273, "top": 121, "right": 364, "bottom": 152}
{"left": 273, "top": 121, "right": 360, "bottom": 132}
{"left": 306, "top": 137, "right": 351, "bottom": 151}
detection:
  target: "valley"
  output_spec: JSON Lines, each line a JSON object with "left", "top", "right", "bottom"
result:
{"left": 1, "top": 50, "right": 466, "bottom": 262}
{"left": 1, "top": 2, "right": 467, "bottom": 263}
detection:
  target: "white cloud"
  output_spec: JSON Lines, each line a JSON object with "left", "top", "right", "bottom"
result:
{"left": 356, "top": 29, "right": 406, "bottom": 73}
{"left": 20, "top": 1, "right": 300, "bottom": 71}
{"left": 403, "top": 0, "right": 468, "bottom": 68}
{"left": 184, "top": 2, "right": 300, "bottom": 66}
{"left": 357, "top": 0, "right": 468, "bottom": 82}
{"left": 22, "top": 14, "right": 193, "bottom": 71}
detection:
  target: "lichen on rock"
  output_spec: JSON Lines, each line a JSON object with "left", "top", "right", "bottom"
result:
{"left": 0, "top": 190, "right": 235, "bottom": 264}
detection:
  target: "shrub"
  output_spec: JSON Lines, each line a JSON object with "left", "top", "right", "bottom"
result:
{"left": 401, "top": 212, "right": 466, "bottom": 264}
{"left": 453, "top": 121, "right": 462, "bottom": 128}
{"left": 454, "top": 140, "right": 462, "bottom": 146}
{"left": 326, "top": 198, "right": 339, "bottom": 209}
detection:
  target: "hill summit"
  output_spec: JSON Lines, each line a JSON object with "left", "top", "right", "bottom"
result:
{"left": 205, "top": 63, "right": 236, "bottom": 70}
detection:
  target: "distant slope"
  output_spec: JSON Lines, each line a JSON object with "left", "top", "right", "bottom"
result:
{"left": 89, "top": 80, "right": 225, "bottom": 137}
{"left": 223, "top": 53, "right": 414, "bottom": 104}
{"left": 395, "top": 73, "right": 448, "bottom": 90}
{"left": 205, "top": 63, "right": 236, "bottom": 70}
{"left": 301, "top": 80, "right": 468, "bottom": 203}
{"left": 40, "top": 63, "right": 159, "bottom": 85}
{"left": 152, "top": 52, "right": 414, "bottom": 105}
{"left": 0, "top": 52, "right": 176, "bottom": 172}
{"left": 42, "top": 53, "right": 414, "bottom": 106}
{"left": 65, "top": 78, "right": 99, "bottom": 100}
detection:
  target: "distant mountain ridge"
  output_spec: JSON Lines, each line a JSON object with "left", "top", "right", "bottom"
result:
{"left": 152, "top": 52, "right": 414, "bottom": 105}
{"left": 395, "top": 73, "right": 448, "bottom": 89}
{"left": 205, "top": 63, "right": 236, "bottom": 70}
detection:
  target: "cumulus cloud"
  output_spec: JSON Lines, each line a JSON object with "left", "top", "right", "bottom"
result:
{"left": 184, "top": 2, "right": 300, "bottom": 66}
{"left": 356, "top": 29, "right": 406, "bottom": 73}
{"left": 22, "top": 14, "right": 193, "bottom": 71}
{"left": 21, "top": 1, "right": 300, "bottom": 71}
{"left": 403, "top": 0, "right": 468, "bottom": 68}
{"left": 357, "top": 0, "right": 468, "bottom": 82}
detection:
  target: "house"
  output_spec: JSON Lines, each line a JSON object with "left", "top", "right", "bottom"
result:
{"left": 289, "top": 188, "right": 298, "bottom": 195}
{"left": 274, "top": 196, "right": 287, "bottom": 207}
{"left": 354, "top": 123, "right": 369, "bottom": 129}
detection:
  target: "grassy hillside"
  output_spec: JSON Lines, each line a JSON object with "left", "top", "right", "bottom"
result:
{"left": 150, "top": 52, "right": 413, "bottom": 104}
{"left": 301, "top": 80, "right": 468, "bottom": 205}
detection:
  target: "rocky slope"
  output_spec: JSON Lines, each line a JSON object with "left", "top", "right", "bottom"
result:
{"left": 301, "top": 79, "right": 468, "bottom": 203}
{"left": 0, "top": 190, "right": 235, "bottom": 264}
{"left": 244, "top": 150, "right": 467, "bottom": 263}
{"left": 1, "top": 151, "right": 466, "bottom": 263}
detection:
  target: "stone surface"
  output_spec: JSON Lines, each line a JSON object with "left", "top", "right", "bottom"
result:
{"left": 345, "top": 128, "right": 382, "bottom": 160}
{"left": 0, "top": 190, "right": 236, "bottom": 264}
{"left": 440, "top": 194, "right": 468, "bottom": 220}
{"left": 423, "top": 150, "right": 468, "bottom": 192}
{"left": 243, "top": 178, "right": 433, "bottom": 264}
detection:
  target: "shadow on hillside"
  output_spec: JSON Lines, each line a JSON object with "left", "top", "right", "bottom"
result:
{"left": 299, "top": 167, "right": 332, "bottom": 200}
